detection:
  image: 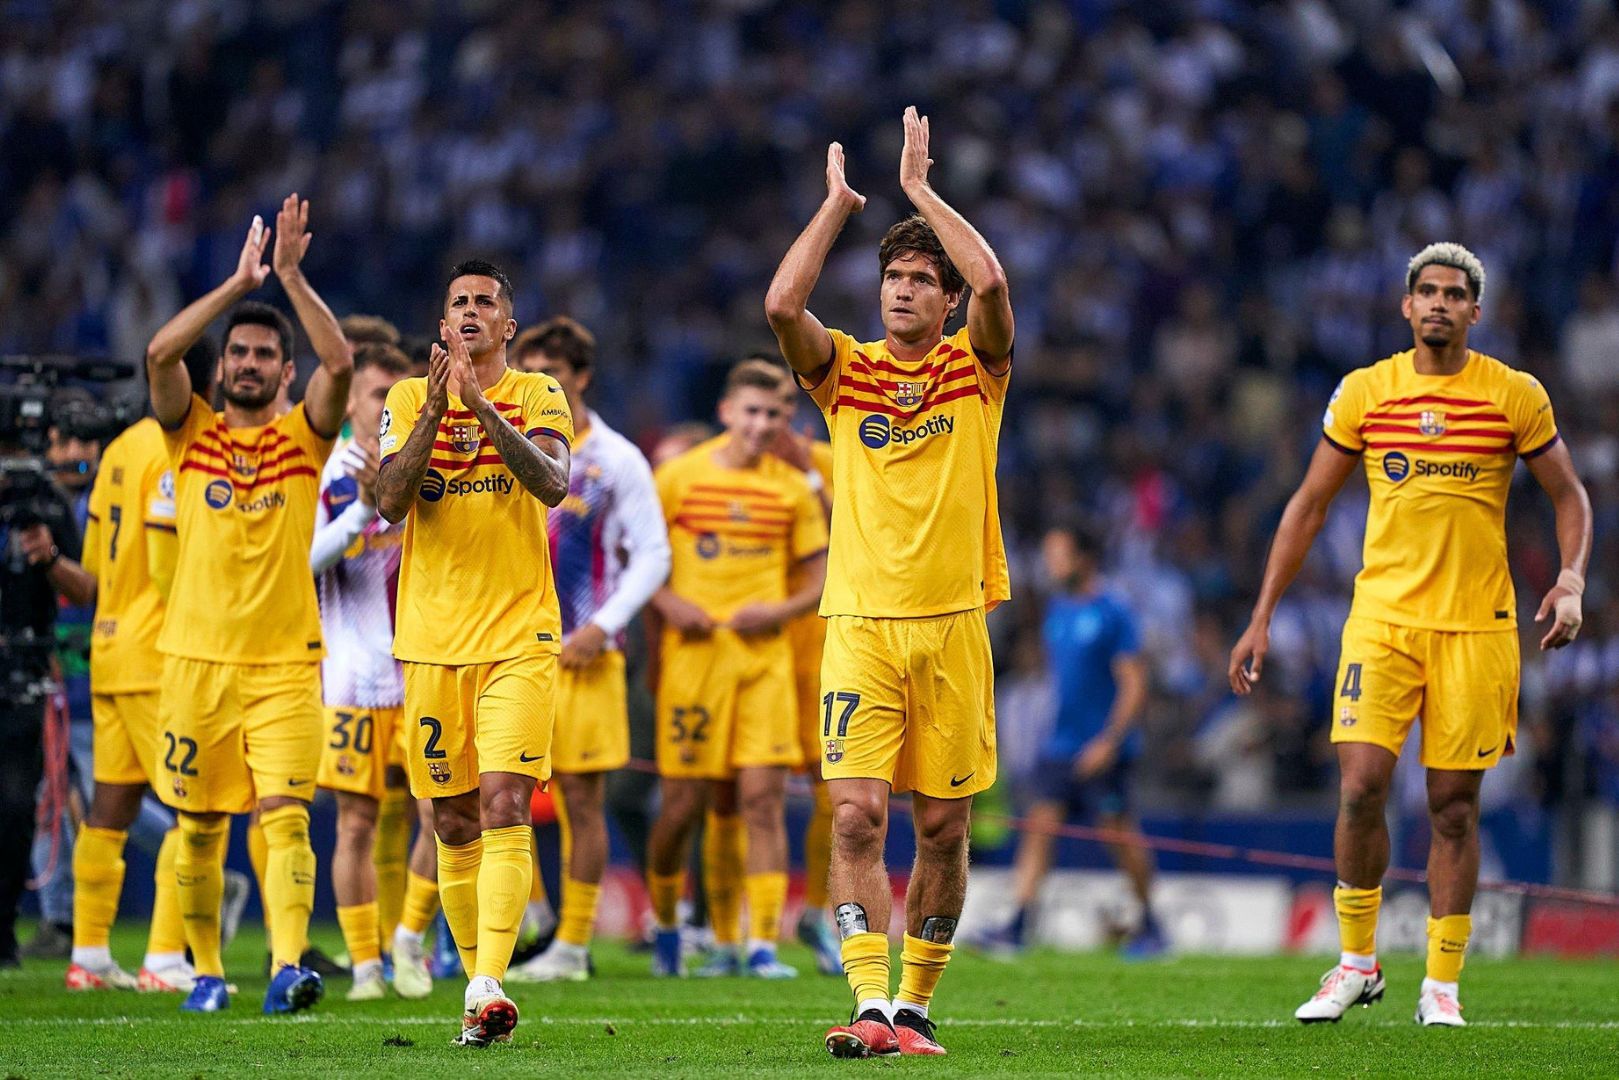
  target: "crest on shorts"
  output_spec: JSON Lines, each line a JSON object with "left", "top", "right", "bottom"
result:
{"left": 1339, "top": 706, "right": 1357, "bottom": 727}
{"left": 428, "top": 761, "right": 452, "bottom": 785}
{"left": 824, "top": 738, "right": 845, "bottom": 764}
{"left": 1419, "top": 410, "right": 1446, "bottom": 436}
{"left": 337, "top": 754, "right": 356, "bottom": 777}
{"left": 450, "top": 422, "right": 480, "bottom": 454}
{"left": 894, "top": 381, "right": 922, "bottom": 408}
{"left": 171, "top": 776, "right": 188, "bottom": 799}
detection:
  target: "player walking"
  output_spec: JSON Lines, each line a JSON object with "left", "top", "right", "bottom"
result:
{"left": 766, "top": 107, "right": 1014, "bottom": 1057}
{"left": 311, "top": 343, "right": 438, "bottom": 1001}
{"left": 376, "top": 261, "right": 572, "bottom": 1046}
{"left": 643, "top": 360, "right": 828, "bottom": 980}
{"left": 1229, "top": 244, "right": 1591, "bottom": 1027}
{"left": 507, "top": 317, "right": 671, "bottom": 983}
{"left": 145, "top": 195, "right": 353, "bottom": 1014}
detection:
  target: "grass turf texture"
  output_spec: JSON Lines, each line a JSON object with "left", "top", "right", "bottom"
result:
{"left": 2, "top": 924, "right": 1614, "bottom": 1078}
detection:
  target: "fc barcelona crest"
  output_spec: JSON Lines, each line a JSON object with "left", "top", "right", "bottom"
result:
{"left": 894, "top": 381, "right": 922, "bottom": 408}
{"left": 450, "top": 422, "right": 480, "bottom": 454}
{"left": 1419, "top": 410, "right": 1446, "bottom": 436}
{"left": 825, "top": 738, "right": 845, "bottom": 764}
{"left": 428, "top": 761, "right": 452, "bottom": 785}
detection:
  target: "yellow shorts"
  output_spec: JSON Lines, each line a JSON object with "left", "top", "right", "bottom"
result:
{"left": 552, "top": 650, "right": 630, "bottom": 774}
{"left": 1331, "top": 616, "right": 1520, "bottom": 770}
{"left": 657, "top": 628, "right": 801, "bottom": 780}
{"left": 788, "top": 613, "right": 828, "bottom": 770}
{"left": 819, "top": 611, "right": 996, "bottom": 798}
{"left": 155, "top": 657, "right": 323, "bottom": 814}
{"left": 402, "top": 649, "right": 557, "bottom": 799}
{"left": 317, "top": 705, "right": 405, "bottom": 800}
{"left": 91, "top": 691, "right": 161, "bottom": 787}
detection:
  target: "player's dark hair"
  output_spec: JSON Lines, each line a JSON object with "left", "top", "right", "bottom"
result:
{"left": 182, "top": 336, "right": 217, "bottom": 399}
{"left": 446, "top": 259, "right": 515, "bottom": 307}
{"left": 514, "top": 316, "right": 596, "bottom": 372}
{"left": 225, "top": 301, "right": 294, "bottom": 364}
{"left": 724, "top": 358, "right": 789, "bottom": 398}
{"left": 1048, "top": 517, "right": 1103, "bottom": 558}
{"left": 878, "top": 214, "right": 966, "bottom": 298}
{"left": 340, "top": 313, "right": 401, "bottom": 347}
{"left": 354, "top": 342, "right": 413, "bottom": 377}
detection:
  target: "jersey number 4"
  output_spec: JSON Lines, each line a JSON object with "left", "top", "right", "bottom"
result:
{"left": 1339, "top": 663, "right": 1363, "bottom": 702}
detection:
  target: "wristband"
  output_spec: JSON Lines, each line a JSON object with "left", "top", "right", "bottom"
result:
{"left": 1556, "top": 568, "right": 1585, "bottom": 596}
{"left": 37, "top": 544, "right": 60, "bottom": 568}
{"left": 805, "top": 469, "right": 825, "bottom": 494}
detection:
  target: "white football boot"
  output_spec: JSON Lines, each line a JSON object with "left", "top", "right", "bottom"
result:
{"left": 1415, "top": 986, "right": 1466, "bottom": 1027}
{"left": 1294, "top": 964, "right": 1385, "bottom": 1023}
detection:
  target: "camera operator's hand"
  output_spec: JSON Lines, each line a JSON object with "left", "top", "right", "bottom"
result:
{"left": 17, "top": 524, "right": 58, "bottom": 567}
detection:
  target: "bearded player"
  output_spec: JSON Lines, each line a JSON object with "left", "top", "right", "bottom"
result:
{"left": 376, "top": 261, "right": 572, "bottom": 1046}
{"left": 766, "top": 108, "right": 1014, "bottom": 1057}
{"left": 145, "top": 194, "right": 353, "bottom": 1014}
{"left": 1229, "top": 243, "right": 1591, "bottom": 1027}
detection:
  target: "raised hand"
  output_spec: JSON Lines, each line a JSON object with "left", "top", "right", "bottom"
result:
{"left": 350, "top": 439, "right": 381, "bottom": 509}
{"left": 826, "top": 142, "right": 865, "bottom": 213}
{"left": 272, "top": 193, "right": 312, "bottom": 280}
{"left": 425, "top": 342, "right": 451, "bottom": 419}
{"left": 900, "top": 106, "right": 933, "bottom": 195}
{"left": 439, "top": 320, "right": 482, "bottom": 407}
{"left": 231, "top": 214, "right": 273, "bottom": 293}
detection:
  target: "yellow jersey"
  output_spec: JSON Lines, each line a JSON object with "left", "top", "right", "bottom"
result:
{"left": 1323, "top": 349, "right": 1559, "bottom": 631}
{"left": 805, "top": 326, "right": 1010, "bottom": 618}
{"left": 380, "top": 368, "right": 574, "bottom": 665}
{"left": 84, "top": 418, "right": 176, "bottom": 693}
{"left": 159, "top": 396, "right": 335, "bottom": 663}
{"left": 785, "top": 439, "right": 834, "bottom": 658}
{"left": 656, "top": 436, "right": 828, "bottom": 622}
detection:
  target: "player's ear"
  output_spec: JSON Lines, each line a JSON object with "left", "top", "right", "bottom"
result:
{"left": 503, "top": 317, "right": 517, "bottom": 343}
{"left": 1469, "top": 301, "right": 1481, "bottom": 325}
{"left": 1400, "top": 292, "right": 1413, "bottom": 321}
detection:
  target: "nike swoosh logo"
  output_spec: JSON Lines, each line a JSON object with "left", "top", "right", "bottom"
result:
{"left": 1477, "top": 745, "right": 1498, "bottom": 758}
{"left": 949, "top": 773, "right": 975, "bottom": 788}
{"left": 287, "top": 778, "right": 311, "bottom": 787}
{"left": 519, "top": 752, "right": 545, "bottom": 763}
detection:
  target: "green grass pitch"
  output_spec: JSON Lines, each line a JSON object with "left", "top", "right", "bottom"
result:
{"left": 2, "top": 923, "right": 1614, "bottom": 1078}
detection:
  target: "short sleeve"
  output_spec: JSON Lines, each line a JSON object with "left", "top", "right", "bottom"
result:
{"left": 379, "top": 381, "right": 419, "bottom": 465}
{"left": 161, "top": 394, "right": 213, "bottom": 465}
{"left": 959, "top": 327, "right": 1010, "bottom": 404}
{"left": 144, "top": 451, "right": 176, "bottom": 535}
{"left": 81, "top": 516, "right": 102, "bottom": 578}
{"left": 526, "top": 375, "right": 574, "bottom": 447}
{"left": 654, "top": 460, "right": 681, "bottom": 525}
{"left": 1322, "top": 371, "right": 1369, "bottom": 454}
{"left": 1509, "top": 372, "right": 1559, "bottom": 458}
{"left": 802, "top": 329, "right": 854, "bottom": 412}
{"left": 282, "top": 402, "right": 338, "bottom": 466}
{"left": 788, "top": 475, "right": 829, "bottom": 560}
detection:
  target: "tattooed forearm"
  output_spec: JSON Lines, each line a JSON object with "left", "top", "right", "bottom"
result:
{"left": 476, "top": 402, "right": 570, "bottom": 506}
{"left": 376, "top": 411, "right": 440, "bottom": 522}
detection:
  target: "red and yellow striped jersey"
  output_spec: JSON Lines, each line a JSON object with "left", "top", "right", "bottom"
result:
{"left": 656, "top": 436, "right": 827, "bottom": 622}
{"left": 380, "top": 368, "right": 574, "bottom": 664}
{"left": 1323, "top": 349, "right": 1559, "bottom": 630}
{"left": 159, "top": 396, "right": 334, "bottom": 663}
{"left": 804, "top": 326, "right": 1009, "bottom": 618}
{"left": 84, "top": 418, "right": 175, "bottom": 693}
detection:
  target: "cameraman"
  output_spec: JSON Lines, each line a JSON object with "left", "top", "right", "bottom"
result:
{"left": 0, "top": 434, "right": 89, "bottom": 968}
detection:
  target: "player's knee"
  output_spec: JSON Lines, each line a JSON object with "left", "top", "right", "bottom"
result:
{"left": 1428, "top": 794, "right": 1479, "bottom": 841}
{"left": 479, "top": 786, "right": 530, "bottom": 830}
{"left": 915, "top": 812, "right": 970, "bottom": 861}
{"left": 831, "top": 796, "right": 885, "bottom": 853}
{"left": 432, "top": 797, "right": 482, "bottom": 845}
{"left": 738, "top": 785, "right": 783, "bottom": 826}
{"left": 1338, "top": 776, "right": 1389, "bottom": 824}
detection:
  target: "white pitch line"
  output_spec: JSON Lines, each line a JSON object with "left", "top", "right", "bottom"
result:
{"left": 11, "top": 1015, "right": 1618, "bottom": 1031}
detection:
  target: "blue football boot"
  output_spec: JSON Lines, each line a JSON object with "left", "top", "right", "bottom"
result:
{"left": 180, "top": 975, "right": 230, "bottom": 1013}
{"left": 263, "top": 964, "right": 324, "bottom": 1014}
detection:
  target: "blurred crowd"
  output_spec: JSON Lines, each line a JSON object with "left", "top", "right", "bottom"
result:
{"left": 2, "top": 0, "right": 1617, "bottom": 831}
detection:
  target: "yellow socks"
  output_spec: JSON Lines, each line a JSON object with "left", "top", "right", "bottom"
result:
{"left": 744, "top": 871, "right": 787, "bottom": 948}
{"left": 703, "top": 811, "right": 745, "bottom": 948}
{"left": 337, "top": 902, "right": 382, "bottom": 969}
{"left": 1334, "top": 884, "right": 1382, "bottom": 965}
{"left": 146, "top": 827, "right": 187, "bottom": 958}
{"left": 374, "top": 787, "right": 411, "bottom": 943}
{"left": 176, "top": 815, "right": 229, "bottom": 977}
{"left": 896, "top": 933, "right": 953, "bottom": 1014}
{"left": 557, "top": 878, "right": 601, "bottom": 948}
{"left": 71, "top": 826, "right": 126, "bottom": 955}
{"left": 247, "top": 817, "right": 270, "bottom": 935}
{"left": 842, "top": 931, "right": 891, "bottom": 1007}
{"left": 1426, "top": 914, "right": 1471, "bottom": 984}
{"left": 648, "top": 870, "right": 684, "bottom": 929}
{"left": 400, "top": 871, "right": 440, "bottom": 936}
{"left": 804, "top": 785, "right": 833, "bottom": 911}
{"left": 260, "top": 805, "right": 316, "bottom": 972}
{"left": 475, "top": 825, "right": 532, "bottom": 982}
{"left": 437, "top": 835, "right": 483, "bottom": 976}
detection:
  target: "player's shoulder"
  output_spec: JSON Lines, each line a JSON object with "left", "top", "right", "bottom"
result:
{"left": 1348, "top": 351, "right": 1411, "bottom": 390}
{"left": 387, "top": 375, "right": 427, "bottom": 403}
{"left": 653, "top": 438, "right": 714, "bottom": 483}
{"left": 503, "top": 367, "right": 565, "bottom": 399}
{"left": 757, "top": 451, "right": 815, "bottom": 495}
{"left": 1467, "top": 350, "right": 1548, "bottom": 399}
{"left": 589, "top": 416, "right": 648, "bottom": 466}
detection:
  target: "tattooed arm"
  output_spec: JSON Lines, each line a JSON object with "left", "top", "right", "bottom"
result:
{"left": 475, "top": 404, "right": 570, "bottom": 507}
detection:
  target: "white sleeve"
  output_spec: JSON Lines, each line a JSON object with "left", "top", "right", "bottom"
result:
{"left": 588, "top": 440, "right": 671, "bottom": 637}
{"left": 311, "top": 499, "right": 379, "bottom": 574}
